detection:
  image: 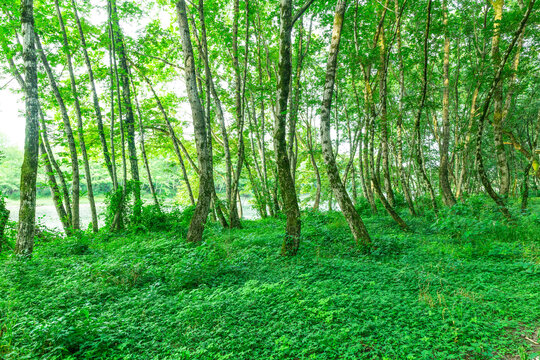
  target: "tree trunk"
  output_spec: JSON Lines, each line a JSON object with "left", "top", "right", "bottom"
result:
{"left": 35, "top": 34, "right": 81, "bottom": 230}
{"left": 39, "top": 139, "right": 71, "bottom": 233}
{"left": 131, "top": 79, "right": 160, "bottom": 208}
{"left": 110, "top": 0, "right": 141, "bottom": 218}
{"left": 305, "top": 118, "right": 321, "bottom": 211}
{"left": 72, "top": 0, "right": 115, "bottom": 186}
{"left": 108, "top": 10, "right": 118, "bottom": 191}
{"left": 3, "top": 47, "right": 74, "bottom": 229}
{"left": 456, "top": 82, "right": 480, "bottom": 199}
{"left": 490, "top": 0, "right": 510, "bottom": 197}
{"left": 377, "top": 6, "right": 395, "bottom": 207}
{"left": 474, "top": 0, "right": 534, "bottom": 221}
{"left": 140, "top": 72, "right": 195, "bottom": 205}
{"left": 319, "top": 0, "right": 371, "bottom": 248}
{"left": 55, "top": 0, "right": 99, "bottom": 233}
{"left": 394, "top": 0, "right": 416, "bottom": 215}
{"left": 275, "top": 0, "right": 303, "bottom": 256}
{"left": 228, "top": 0, "right": 249, "bottom": 229}
{"left": 413, "top": 0, "right": 438, "bottom": 213}
{"left": 439, "top": 0, "right": 456, "bottom": 207}
{"left": 16, "top": 0, "right": 40, "bottom": 256}
{"left": 177, "top": 0, "right": 214, "bottom": 243}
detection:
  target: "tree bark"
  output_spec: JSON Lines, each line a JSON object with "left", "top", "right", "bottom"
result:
{"left": 439, "top": 0, "right": 457, "bottom": 207}
{"left": 394, "top": 0, "right": 416, "bottom": 215}
{"left": 275, "top": 0, "right": 304, "bottom": 255}
{"left": 35, "top": 34, "right": 81, "bottom": 230}
{"left": 490, "top": 0, "right": 510, "bottom": 197}
{"left": 131, "top": 79, "right": 160, "bottom": 208}
{"left": 474, "top": 0, "right": 534, "bottom": 221}
{"left": 319, "top": 0, "right": 371, "bottom": 248}
{"left": 71, "top": 0, "right": 115, "bottom": 186}
{"left": 55, "top": 0, "right": 99, "bottom": 233}
{"left": 177, "top": 0, "right": 214, "bottom": 243}
{"left": 110, "top": 0, "right": 141, "bottom": 218}
{"left": 16, "top": 0, "right": 39, "bottom": 256}
{"left": 413, "top": 0, "right": 438, "bottom": 213}
{"left": 39, "top": 139, "right": 71, "bottom": 234}
{"left": 377, "top": 4, "right": 395, "bottom": 207}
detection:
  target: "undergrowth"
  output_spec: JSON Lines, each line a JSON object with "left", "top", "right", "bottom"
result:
{"left": 0, "top": 197, "right": 538, "bottom": 359}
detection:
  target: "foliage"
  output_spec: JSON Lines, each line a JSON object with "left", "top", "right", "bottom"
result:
{"left": 0, "top": 191, "right": 12, "bottom": 253}
{"left": 1, "top": 203, "right": 539, "bottom": 359}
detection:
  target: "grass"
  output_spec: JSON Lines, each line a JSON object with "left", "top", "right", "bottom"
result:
{"left": 0, "top": 197, "right": 539, "bottom": 359}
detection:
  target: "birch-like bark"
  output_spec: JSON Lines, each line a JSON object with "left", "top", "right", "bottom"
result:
{"left": 490, "top": 0, "right": 510, "bottom": 196}
{"left": 16, "top": 0, "right": 40, "bottom": 256}
{"left": 439, "top": 0, "right": 456, "bottom": 207}
{"left": 474, "top": 0, "right": 534, "bottom": 221}
{"left": 110, "top": 0, "right": 141, "bottom": 217}
{"left": 319, "top": 0, "right": 371, "bottom": 247}
{"left": 35, "top": 34, "right": 81, "bottom": 230}
{"left": 413, "top": 0, "right": 438, "bottom": 213}
{"left": 72, "top": 0, "right": 115, "bottom": 185}
{"left": 275, "top": 0, "right": 302, "bottom": 255}
{"left": 131, "top": 79, "right": 160, "bottom": 208}
{"left": 177, "top": 0, "right": 214, "bottom": 243}
{"left": 55, "top": 0, "right": 98, "bottom": 232}
{"left": 394, "top": 0, "right": 416, "bottom": 215}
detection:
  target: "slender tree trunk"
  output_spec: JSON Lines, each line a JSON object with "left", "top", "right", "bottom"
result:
{"left": 394, "top": 0, "right": 416, "bottom": 215}
{"left": 16, "top": 0, "right": 39, "bottom": 256}
{"left": 254, "top": 42, "right": 274, "bottom": 217}
{"left": 228, "top": 0, "right": 249, "bottom": 229}
{"left": 39, "top": 110, "right": 73, "bottom": 227}
{"left": 377, "top": 6, "right": 395, "bottom": 207}
{"left": 131, "top": 79, "right": 160, "bottom": 208}
{"left": 439, "top": 0, "right": 456, "bottom": 207}
{"left": 287, "top": 17, "right": 310, "bottom": 183}
{"left": 55, "top": 0, "right": 99, "bottom": 233}
{"left": 275, "top": 0, "right": 303, "bottom": 255}
{"left": 110, "top": 0, "right": 141, "bottom": 217}
{"left": 490, "top": 0, "right": 510, "bottom": 197}
{"left": 39, "top": 140, "right": 71, "bottom": 233}
{"left": 35, "top": 34, "right": 81, "bottom": 230}
{"left": 319, "top": 0, "right": 371, "bottom": 248}
{"left": 108, "top": 11, "right": 118, "bottom": 191}
{"left": 474, "top": 0, "right": 534, "bottom": 221}
{"left": 72, "top": 0, "right": 115, "bottom": 185}
{"left": 413, "top": 0, "right": 438, "bottom": 213}
{"left": 177, "top": 0, "right": 214, "bottom": 243}
{"left": 4, "top": 48, "right": 74, "bottom": 228}
{"left": 456, "top": 82, "right": 480, "bottom": 199}
{"left": 246, "top": 103, "right": 269, "bottom": 218}
{"left": 139, "top": 72, "right": 195, "bottom": 205}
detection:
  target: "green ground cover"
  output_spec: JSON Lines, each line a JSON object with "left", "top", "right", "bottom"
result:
{"left": 1, "top": 197, "right": 539, "bottom": 359}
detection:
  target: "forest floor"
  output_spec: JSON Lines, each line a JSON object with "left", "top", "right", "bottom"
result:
{"left": 0, "top": 197, "right": 539, "bottom": 359}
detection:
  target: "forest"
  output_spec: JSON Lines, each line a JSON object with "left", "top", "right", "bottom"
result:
{"left": 0, "top": 0, "right": 539, "bottom": 358}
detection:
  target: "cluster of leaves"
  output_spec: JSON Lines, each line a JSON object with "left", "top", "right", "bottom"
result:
{"left": 430, "top": 195, "right": 540, "bottom": 260}
{"left": 1, "top": 197, "right": 538, "bottom": 359}
{"left": 0, "top": 191, "right": 11, "bottom": 252}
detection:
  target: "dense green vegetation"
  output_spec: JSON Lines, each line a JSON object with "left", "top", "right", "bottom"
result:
{"left": 1, "top": 197, "right": 539, "bottom": 359}
{"left": 1, "top": 0, "right": 539, "bottom": 358}
{"left": 0, "top": 143, "right": 188, "bottom": 200}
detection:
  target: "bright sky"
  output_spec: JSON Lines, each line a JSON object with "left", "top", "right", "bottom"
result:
{"left": 0, "top": 1, "right": 175, "bottom": 150}
{"left": 0, "top": 85, "right": 25, "bottom": 149}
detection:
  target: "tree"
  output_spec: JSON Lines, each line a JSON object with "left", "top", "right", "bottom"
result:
{"left": 176, "top": 0, "right": 214, "bottom": 243}
{"left": 274, "top": 0, "right": 313, "bottom": 256}
{"left": 439, "top": 0, "right": 457, "bottom": 207}
{"left": 319, "top": 0, "right": 371, "bottom": 248}
{"left": 16, "top": 0, "right": 39, "bottom": 256}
